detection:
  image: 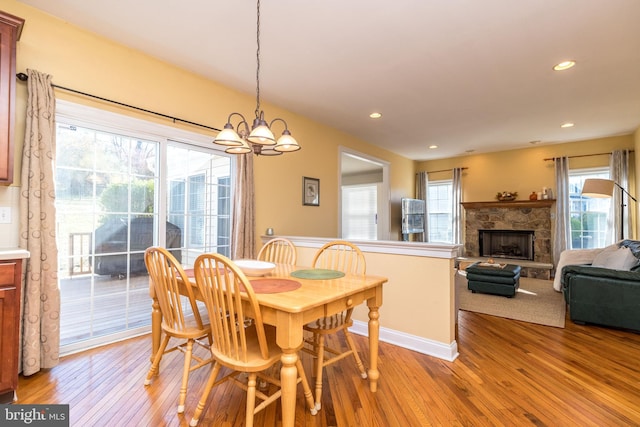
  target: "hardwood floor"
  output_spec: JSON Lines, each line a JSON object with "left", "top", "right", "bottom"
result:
{"left": 16, "top": 310, "right": 640, "bottom": 426}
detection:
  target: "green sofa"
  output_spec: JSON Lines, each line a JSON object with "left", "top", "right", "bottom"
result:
{"left": 561, "top": 239, "right": 640, "bottom": 332}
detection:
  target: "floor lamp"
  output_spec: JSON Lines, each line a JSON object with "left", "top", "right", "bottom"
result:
{"left": 581, "top": 178, "right": 638, "bottom": 241}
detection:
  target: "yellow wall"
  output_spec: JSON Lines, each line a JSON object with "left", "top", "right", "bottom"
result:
{"left": 295, "top": 243, "right": 457, "bottom": 348}
{"left": 419, "top": 134, "right": 637, "bottom": 239}
{"left": 2, "top": 0, "right": 416, "bottom": 250}
{"left": 254, "top": 138, "right": 414, "bottom": 241}
{"left": 418, "top": 135, "right": 635, "bottom": 202}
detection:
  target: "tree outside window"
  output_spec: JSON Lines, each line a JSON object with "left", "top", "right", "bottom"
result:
{"left": 568, "top": 169, "right": 611, "bottom": 249}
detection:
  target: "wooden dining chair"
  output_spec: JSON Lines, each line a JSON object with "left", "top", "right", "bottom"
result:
{"left": 143, "top": 247, "right": 213, "bottom": 414}
{"left": 189, "top": 252, "right": 317, "bottom": 427}
{"left": 302, "top": 240, "right": 368, "bottom": 410}
{"left": 257, "top": 237, "right": 297, "bottom": 265}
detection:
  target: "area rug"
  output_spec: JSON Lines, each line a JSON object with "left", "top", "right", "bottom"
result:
{"left": 456, "top": 273, "right": 566, "bottom": 328}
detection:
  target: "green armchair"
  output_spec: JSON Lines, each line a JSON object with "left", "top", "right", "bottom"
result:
{"left": 561, "top": 240, "right": 640, "bottom": 332}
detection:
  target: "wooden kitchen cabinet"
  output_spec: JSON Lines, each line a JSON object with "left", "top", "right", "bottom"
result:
{"left": 0, "top": 259, "right": 22, "bottom": 403}
{"left": 0, "top": 11, "right": 25, "bottom": 185}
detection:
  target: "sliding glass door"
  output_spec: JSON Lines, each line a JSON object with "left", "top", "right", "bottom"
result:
{"left": 165, "top": 143, "right": 231, "bottom": 267}
{"left": 55, "top": 102, "right": 231, "bottom": 354}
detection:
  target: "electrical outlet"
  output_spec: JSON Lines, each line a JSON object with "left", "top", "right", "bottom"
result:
{"left": 0, "top": 207, "right": 11, "bottom": 224}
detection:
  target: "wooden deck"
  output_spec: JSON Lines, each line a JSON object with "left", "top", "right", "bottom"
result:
{"left": 59, "top": 273, "right": 154, "bottom": 348}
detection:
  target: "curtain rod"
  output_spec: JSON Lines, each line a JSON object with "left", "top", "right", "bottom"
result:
{"left": 16, "top": 72, "right": 221, "bottom": 133}
{"left": 543, "top": 150, "right": 634, "bottom": 161}
{"left": 427, "top": 167, "right": 468, "bottom": 174}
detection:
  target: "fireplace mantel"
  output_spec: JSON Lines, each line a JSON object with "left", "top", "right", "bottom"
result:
{"left": 461, "top": 200, "right": 555, "bottom": 209}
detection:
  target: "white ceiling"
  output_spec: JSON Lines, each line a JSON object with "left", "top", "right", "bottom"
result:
{"left": 17, "top": 0, "right": 640, "bottom": 161}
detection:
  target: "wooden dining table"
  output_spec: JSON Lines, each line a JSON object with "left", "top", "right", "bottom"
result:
{"left": 149, "top": 262, "right": 388, "bottom": 427}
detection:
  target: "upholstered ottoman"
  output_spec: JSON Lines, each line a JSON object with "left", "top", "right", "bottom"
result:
{"left": 465, "top": 262, "right": 521, "bottom": 297}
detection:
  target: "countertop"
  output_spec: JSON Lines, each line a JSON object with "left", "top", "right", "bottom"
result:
{"left": 0, "top": 249, "right": 31, "bottom": 260}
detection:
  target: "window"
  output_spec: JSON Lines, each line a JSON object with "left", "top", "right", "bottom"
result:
{"left": 166, "top": 145, "right": 231, "bottom": 265}
{"left": 55, "top": 101, "right": 232, "bottom": 354}
{"left": 568, "top": 168, "right": 610, "bottom": 249}
{"left": 427, "top": 180, "right": 453, "bottom": 243}
{"left": 342, "top": 184, "right": 378, "bottom": 240}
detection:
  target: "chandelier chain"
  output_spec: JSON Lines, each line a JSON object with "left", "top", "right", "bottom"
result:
{"left": 212, "top": 0, "right": 300, "bottom": 155}
{"left": 255, "top": 0, "right": 261, "bottom": 116}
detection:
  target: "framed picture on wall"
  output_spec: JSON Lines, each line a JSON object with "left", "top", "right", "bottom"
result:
{"left": 303, "top": 177, "right": 320, "bottom": 206}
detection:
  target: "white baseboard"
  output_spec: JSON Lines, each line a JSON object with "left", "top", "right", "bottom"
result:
{"left": 350, "top": 320, "right": 459, "bottom": 362}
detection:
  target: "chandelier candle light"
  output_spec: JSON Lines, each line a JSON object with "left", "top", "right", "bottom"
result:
{"left": 213, "top": 0, "right": 301, "bottom": 156}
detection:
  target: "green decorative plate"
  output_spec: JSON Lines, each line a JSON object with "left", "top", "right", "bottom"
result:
{"left": 290, "top": 269, "right": 345, "bottom": 280}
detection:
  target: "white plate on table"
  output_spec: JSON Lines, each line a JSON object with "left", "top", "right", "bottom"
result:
{"left": 233, "top": 259, "right": 276, "bottom": 276}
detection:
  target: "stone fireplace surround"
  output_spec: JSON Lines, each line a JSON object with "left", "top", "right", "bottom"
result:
{"left": 461, "top": 200, "right": 554, "bottom": 279}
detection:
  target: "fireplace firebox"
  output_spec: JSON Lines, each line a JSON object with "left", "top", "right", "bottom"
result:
{"left": 479, "top": 229, "right": 535, "bottom": 261}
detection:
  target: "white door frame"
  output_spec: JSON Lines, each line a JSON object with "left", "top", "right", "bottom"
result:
{"left": 338, "top": 147, "right": 390, "bottom": 240}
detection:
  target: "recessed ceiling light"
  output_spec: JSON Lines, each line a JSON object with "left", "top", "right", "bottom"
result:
{"left": 429, "top": 145, "right": 438, "bottom": 149}
{"left": 369, "top": 112, "right": 382, "bottom": 119}
{"left": 561, "top": 122, "right": 574, "bottom": 128}
{"left": 553, "top": 60, "right": 576, "bottom": 71}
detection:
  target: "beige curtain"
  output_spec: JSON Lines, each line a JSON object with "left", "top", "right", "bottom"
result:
{"left": 610, "top": 149, "right": 631, "bottom": 242}
{"left": 452, "top": 167, "right": 464, "bottom": 246}
{"left": 231, "top": 153, "right": 256, "bottom": 259}
{"left": 415, "top": 171, "right": 428, "bottom": 242}
{"left": 19, "top": 69, "right": 60, "bottom": 376}
{"left": 553, "top": 156, "right": 571, "bottom": 266}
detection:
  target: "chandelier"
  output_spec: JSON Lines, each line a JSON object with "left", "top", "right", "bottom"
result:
{"left": 213, "top": 0, "right": 301, "bottom": 156}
